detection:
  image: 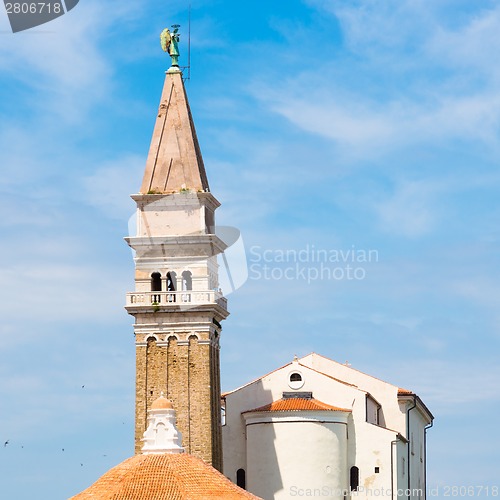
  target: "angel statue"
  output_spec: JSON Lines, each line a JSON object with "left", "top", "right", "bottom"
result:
{"left": 160, "top": 25, "right": 180, "bottom": 68}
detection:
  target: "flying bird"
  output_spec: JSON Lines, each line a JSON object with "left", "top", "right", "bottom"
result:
{"left": 4, "top": 440, "right": 9, "bottom": 447}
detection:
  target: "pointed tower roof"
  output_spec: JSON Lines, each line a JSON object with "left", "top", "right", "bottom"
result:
{"left": 140, "top": 70, "right": 210, "bottom": 195}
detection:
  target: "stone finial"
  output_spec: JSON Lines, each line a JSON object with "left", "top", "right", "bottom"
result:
{"left": 141, "top": 396, "right": 184, "bottom": 455}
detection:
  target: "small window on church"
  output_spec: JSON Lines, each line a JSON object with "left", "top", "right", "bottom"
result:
{"left": 288, "top": 371, "right": 304, "bottom": 390}
{"left": 236, "top": 468, "right": 246, "bottom": 490}
{"left": 350, "top": 466, "right": 359, "bottom": 491}
{"left": 151, "top": 272, "right": 162, "bottom": 292}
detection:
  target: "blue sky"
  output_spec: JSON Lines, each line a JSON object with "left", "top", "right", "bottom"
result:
{"left": 1, "top": 0, "right": 499, "bottom": 498}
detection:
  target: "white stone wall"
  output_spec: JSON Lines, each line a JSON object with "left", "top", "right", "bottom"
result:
{"left": 245, "top": 415, "right": 349, "bottom": 500}
{"left": 299, "top": 353, "right": 408, "bottom": 434}
{"left": 135, "top": 192, "right": 210, "bottom": 237}
{"left": 406, "top": 403, "right": 428, "bottom": 500}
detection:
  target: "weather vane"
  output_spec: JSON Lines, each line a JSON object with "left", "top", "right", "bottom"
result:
{"left": 160, "top": 24, "right": 181, "bottom": 72}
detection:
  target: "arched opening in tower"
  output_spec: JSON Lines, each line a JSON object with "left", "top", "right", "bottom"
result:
{"left": 151, "top": 272, "right": 162, "bottom": 292}
{"left": 182, "top": 271, "right": 192, "bottom": 302}
{"left": 166, "top": 272, "right": 177, "bottom": 302}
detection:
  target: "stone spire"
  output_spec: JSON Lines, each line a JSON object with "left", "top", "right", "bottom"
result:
{"left": 140, "top": 70, "right": 209, "bottom": 195}
{"left": 141, "top": 395, "right": 184, "bottom": 455}
{"left": 127, "top": 29, "right": 228, "bottom": 470}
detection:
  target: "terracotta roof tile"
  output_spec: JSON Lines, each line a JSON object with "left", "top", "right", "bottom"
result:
{"left": 244, "top": 398, "right": 351, "bottom": 413}
{"left": 398, "top": 387, "right": 414, "bottom": 395}
{"left": 70, "top": 453, "right": 262, "bottom": 499}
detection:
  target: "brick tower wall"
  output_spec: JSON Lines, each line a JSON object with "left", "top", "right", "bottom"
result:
{"left": 134, "top": 332, "right": 222, "bottom": 470}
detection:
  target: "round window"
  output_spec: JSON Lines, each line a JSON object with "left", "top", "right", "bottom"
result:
{"left": 288, "top": 371, "right": 304, "bottom": 389}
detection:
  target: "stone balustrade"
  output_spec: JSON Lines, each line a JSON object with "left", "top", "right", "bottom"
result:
{"left": 126, "top": 290, "right": 227, "bottom": 309}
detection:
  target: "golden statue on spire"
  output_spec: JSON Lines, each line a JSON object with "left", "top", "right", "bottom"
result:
{"left": 160, "top": 25, "right": 180, "bottom": 69}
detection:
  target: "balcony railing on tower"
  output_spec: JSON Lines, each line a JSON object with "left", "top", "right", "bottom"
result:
{"left": 126, "top": 290, "right": 227, "bottom": 309}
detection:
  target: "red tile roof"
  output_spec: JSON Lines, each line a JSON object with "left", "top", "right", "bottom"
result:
{"left": 70, "top": 453, "right": 262, "bottom": 500}
{"left": 244, "top": 398, "right": 351, "bottom": 413}
{"left": 397, "top": 387, "right": 414, "bottom": 395}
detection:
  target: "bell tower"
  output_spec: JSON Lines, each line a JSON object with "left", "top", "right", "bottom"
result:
{"left": 125, "top": 35, "right": 228, "bottom": 470}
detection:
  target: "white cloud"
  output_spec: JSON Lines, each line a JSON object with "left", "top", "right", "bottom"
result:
{"left": 255, "top": 78, "right": 500, "bottom": 158}
{"left": 0, "top": 1, "right": 141, "bottom": 119}
{"left": 449, "top": 278, "right": 500, "bottom": 308}
{"left": 306, "top": 0, "right": 440, "bottom": 59}
{"left": 251, "top": 2, "right": 500, "bottom": 156}
{"left": 0, "top": 262, "right": 126, "bottom": 325}
{"left": 392, "top": 359, "right": 500, "bottom": 412}
{"left": 81, "top": 155, "right": 142, "bottom": 220}
{"left": 426, "top": 4, "right": 500, "bottom": 78}
{"left": 270, "top": 90, "right": 395, "bottom": 148}
{"left": 0, "top": 348, "right": 133, "bottom": 440}
{"left": 374, "top": 180, "right": 440, "bottom": 237}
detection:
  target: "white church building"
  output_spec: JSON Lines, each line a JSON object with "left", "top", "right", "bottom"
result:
{"left": 222, "top": 353, "right": 433, "bottom": 500}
